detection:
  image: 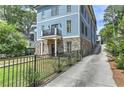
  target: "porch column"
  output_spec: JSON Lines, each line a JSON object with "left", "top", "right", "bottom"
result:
{"left": 54, "top": 38, "right": 57, "bottom": 57}
{"left": 55, "top": 28, "right": 57, "bottom": 35}
{"left": 40, "top": 40, "right": 43, "bottom": 55}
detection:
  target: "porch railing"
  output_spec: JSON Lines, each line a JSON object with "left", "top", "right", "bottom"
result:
{"left": 42, "top": 28, "right": 61, "bottom": 36}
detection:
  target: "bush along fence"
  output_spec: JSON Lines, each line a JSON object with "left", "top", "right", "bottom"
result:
{"left": 0, "top": 48, "right": 98, "bottom": 87}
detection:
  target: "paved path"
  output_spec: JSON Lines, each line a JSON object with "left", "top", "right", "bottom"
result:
{"left": 45, "top": 45, "right": 117, "bottom": 87}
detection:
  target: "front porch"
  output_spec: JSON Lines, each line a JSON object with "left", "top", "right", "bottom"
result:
{"left": 40, "top": 27, "right": 63, "bottom": 56}
{"left": 41, "top": 38, "right": 63, "bottom": 57}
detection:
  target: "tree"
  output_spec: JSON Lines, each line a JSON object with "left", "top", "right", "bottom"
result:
{"left": 104, "top": 6, "right": 124, "bottom": 23}
{"left": 103, "top": 6, "right": 124, "bottom": 52}
{"left": 102, "top": 5, "right": 124, "bottom": 69}
{"left": 0, "top": 5, "right": 36, "bottom": 39}
{"left": 0, "top": 21, "right": 27, "bottom": 56}
{"left": 100, "top": 23, "right": 119, "bottom": 55}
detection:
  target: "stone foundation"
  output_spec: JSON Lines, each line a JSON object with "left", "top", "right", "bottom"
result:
{"left": 35, "top": 39, "right": 49, "bottom": 55}
{"left": 63, "top": 37, "right": 81, "bottom": 52}
{"left": 35, "top": 40, "right": 41, "bottom": 55}
{"left": 81, "top": 37, "right": 92, "bottom": 50}
{"left": 35, "top": 37, "right": 92, "bottom": 55}
{"left": 42, "top": 39, "right": 49, "bottom": 55}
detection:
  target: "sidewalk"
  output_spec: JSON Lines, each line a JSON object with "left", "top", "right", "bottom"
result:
{"left": 45, "top": 45, "right": 116, "bottom": 87}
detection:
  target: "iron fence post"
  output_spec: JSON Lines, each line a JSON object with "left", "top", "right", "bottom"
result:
{"left": 3, "top": 60, "right": 5, "bottom": 87}
{"left": 77, "top": 50, "right": 78, "bottom": 62}
{"left": 57, "top": 56, "right": 61, "bottom": 73}
{"left": 80, "top": 50, "right": 81, "bottom": 61}
{"left": 68, "top": 52, "right": 72, "bottom": 66}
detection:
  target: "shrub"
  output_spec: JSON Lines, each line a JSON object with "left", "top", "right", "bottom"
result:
{"left": 116, "top": 54, "right": 124, "bottom": 70}
{"left": 25, "top": 67, "right": 41, "bottom": 86}
{"left": 0, "top": 21, "right": 27, "bottom": 56}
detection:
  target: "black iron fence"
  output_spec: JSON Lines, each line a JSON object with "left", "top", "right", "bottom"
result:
{"left": 0, "top": 48, "right": 99, "bottom": 87}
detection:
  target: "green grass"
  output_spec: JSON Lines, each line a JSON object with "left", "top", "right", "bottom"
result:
{"left": 0, "top": 56, "right": 70, "bottom": 87}
{"left": 0, "top": 53, "right": 80, "bottom": 87}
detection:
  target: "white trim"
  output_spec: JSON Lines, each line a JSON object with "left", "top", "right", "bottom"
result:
{"left": 78, "top": 5, "right": 80, "bottom": 35}
{"left": 41, "top": 35, "right": 61, "bottom": 39}
{"left": 63, "top": 36, "right": 80, "bottom": 38}
{"left": 40, "top": 42, "right": 42, "bottom": 55}
{"left": 37, "top": 39, "right": 44, "bottom": 41}
{"left": 37, "top": 12, "right": 78, "bottom": 23}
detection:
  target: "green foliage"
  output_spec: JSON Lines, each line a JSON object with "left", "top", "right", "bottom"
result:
{"left": 0, "top": 21, "right": 27, "bottom": 56}
{"left": 106, "top": 40, "right": 119, "bottom": 56}
{"left": 25, "top": 67, "right": 40, "bottom": 86}
{"left": 116, "top": 54, "right": 124, "bottom": 70}
{"left": 0, "top": 5, "right": 36, "bottom": 37}
{"left": 102, "top": 5, "right": 124, "bottom": 70}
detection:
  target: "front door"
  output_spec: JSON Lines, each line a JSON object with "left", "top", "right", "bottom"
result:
{"left": 51, "top": 44, "right": 55, "bottom": 56}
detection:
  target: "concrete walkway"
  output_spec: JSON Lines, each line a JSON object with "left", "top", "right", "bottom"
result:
{"left": 45, "top": 45, "right": 117, "bottom": 87}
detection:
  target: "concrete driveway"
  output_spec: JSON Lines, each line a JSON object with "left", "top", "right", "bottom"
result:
{"left": 45, "top": 45, "right": 117, "bottom": 87}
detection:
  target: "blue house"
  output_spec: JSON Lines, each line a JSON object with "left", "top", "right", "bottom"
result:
{"left": 35, "top": 5, "right": 97, "bottom": 56}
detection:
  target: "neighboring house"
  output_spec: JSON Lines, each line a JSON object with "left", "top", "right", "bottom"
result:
{"left": 96, "top": 34, "right": 102, "bottom": 44}
{"left": 35, "top": 5, "right": 97, "bottom": 56}
{"left": 24, "top": 24, "right": 37, "bottom": 55}
{"left": 28, "top": 24, "right": 37, "bottom": 48}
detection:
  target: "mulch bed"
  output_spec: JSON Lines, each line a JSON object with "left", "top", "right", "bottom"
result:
{"left": 107, "top": 56, "right": 124, "bottom": 87}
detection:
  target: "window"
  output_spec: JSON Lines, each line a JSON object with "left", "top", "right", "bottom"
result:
{"left": 42, "top": 42, "right": 44, "bottom": 52}
{"left": 41, "top": 11, "right": 45, "bottom": 19}
{"left": 85, "top": 26, "right": 87, "bottom": 36}
{"left": 67, "top": 5, "right": 71, "bottom": 13}
{"left": 81, "top": 6, "right": 84, "bottom": 14}
{"left": 51, "top": 6, "right": 59, "bottom": 16}
{"left": 30, "top": 34, "right": 34, "bottom": 41}
{"left": 67, "top": 20, "right": 71, "bottom": 32}
{"left": 81, "top": 21, "right": 85, "bottom": 34}
{"left": 42, "top": 25, "right": 45, "bottom": 35}
{"left": 85, "top": 10, "right": 87, "bottom": 19}
{"left": 67, "top": 42, "right": 72, "bottom": 53}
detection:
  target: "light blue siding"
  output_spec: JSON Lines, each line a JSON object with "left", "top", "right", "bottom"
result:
{"left": 37, "top": 5, "right": 78, "bottom": 23}
{"left": 39, "top": 14, "right": 78, "bottom": 36}
{"left": 36, "top": 5, "right": 79, "bottom": 39}
{"left": 36, "top": 5, "right": 96, "bottom": 46}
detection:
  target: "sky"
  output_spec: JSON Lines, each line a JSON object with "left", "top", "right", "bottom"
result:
{"left": 93, "top": 5, "right": 108, "bottom": 34}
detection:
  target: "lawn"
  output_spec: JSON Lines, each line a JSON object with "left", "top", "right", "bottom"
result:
{"left": 0, "top": 56, "right": 69, "bottom": 87}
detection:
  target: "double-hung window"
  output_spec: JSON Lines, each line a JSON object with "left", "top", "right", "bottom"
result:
{"left": 67, "top": 42, "right": 72, "bottom": 53}
{"left": 51, "top": 6, "right": 59, "bottom": 16}
{"left": 41, "top": 11, "right": 45, "bottom": 19}
{"left": 67, "top": 20, "right": 71, "bottom": 33}
{"left": 67, "top": 5, "right": 71, "bottom": 13}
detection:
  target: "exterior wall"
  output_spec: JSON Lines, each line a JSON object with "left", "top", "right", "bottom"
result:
{"left": 36, "top": 5, "right": 79, "bottom": 40}
{"left": 63, "top": 37, "right": 81, "bottom": 52}
{"left": 35, "top": 39, "right": 49, "bottom": 55}
{"left": 35, "top": 5, "right": 97, "bottom": 55}
{"left": 37, "top": 5, "right": 78, "bottom": 22}
{"left": 80, "top": 5, "right": 97, "bottom": 48}
{"left": 35, "top": 40, "right": 42, "bottom": 55}
{"left": 36, "top": 37, "right": 80, "bottom": 55}
{"left": 81, "top": 37, "right": 92, "bottom": 49}
{"left": 42, "top": 39, "right": 49, "bottom": 55}
{"left": 37, "top": 14, "right": 79, "bottom": 38}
